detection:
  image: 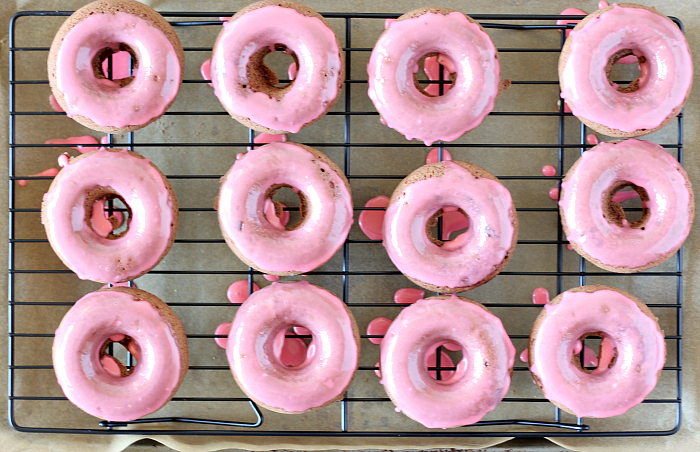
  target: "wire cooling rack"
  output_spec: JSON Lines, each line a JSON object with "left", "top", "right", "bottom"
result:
{"left": 8, "top": 10, "right": 684, "bottom": 438}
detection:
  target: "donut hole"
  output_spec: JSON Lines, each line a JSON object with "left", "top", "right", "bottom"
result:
{"left": 606, "top": 49, "right": 645, "bottom": 93}
{"left": 426, "top": 207, "right": 470, "bottom": 248}
{"left": 264, "top": 184, "right": 308, "bottom": 231}
{"left": 414, "top": 53, "right": 456, "bottom": 97}
{"left": 92, "top": 44, "right": 137, "bottom": 87}
{"left": 85, "top": 190, "right": 132, "bottom": 239}
{"left": 99, "top": 335, "right": 139, "bottom": 377}
{"left": 247, "top": 44, "right": 300, "bottom": 99}
{"left": 271, "top": 325, "right": 314, "bottom": 369}
{"left": 572, "top": 333, "right": 618, "bottom": 374}
{"left": 604, "top": 182, "right": 650, "bottom": 229}
{"left": 425, "top": 341, "right": 464, "bottom": 383}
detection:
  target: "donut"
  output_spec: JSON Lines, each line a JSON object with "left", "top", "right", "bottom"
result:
{"left": 210, "top": 0, "right": 344, "bottom": 133}
{"left": 227, "top": 281, "right": 360, "bottom": 413}
{"left": 48, "top": 0, "right": 185, "bottom": 133}
{"left": 42, "top": 147, "right": 178, "bottom": 283}
{"left": 383, "top": 161, "right": 518, "bottom": 292}
{"left": 380, "top": 295, "right": 515, "bottom": 428}
{"left": 53, "top": 287, "right": 189, "bottom": 421}
{"left": 217, "top": 142, "right": 353, "bottom": 275}
{"left": 559, "top": 139, "right": 693, "bottom": 273}
{"left": 528, "top": 285, "right": 665, "bottom": 418}
{"left": 559, "top": 3, "right": 692, "bottom": 137}
{"left": 367, "top": 7, "right": 503, "bottom": 146}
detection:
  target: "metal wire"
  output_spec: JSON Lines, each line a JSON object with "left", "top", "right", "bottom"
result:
{"left": 7, "top": 10, "right": 683, "bottom": 437}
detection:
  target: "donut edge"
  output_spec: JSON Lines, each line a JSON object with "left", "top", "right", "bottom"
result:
{"left": 558, "top": 3, "right": 692, "bottom": 138}
{"left": 47, "top": 0, "right": 185, "bottom": 134}
{"left": 387, "top": 161, "right": 519, "bottom": 293}
{"left": 527, "top": 284, "right": 666, "bottom": 418}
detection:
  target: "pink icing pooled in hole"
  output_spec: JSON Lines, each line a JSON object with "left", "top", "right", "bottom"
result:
{"left": 367, "top": 317, "right": 392, "bottom": 345}
{"left": 100, "top": 50, "right": 131, "bottom": 81}
{"left": 100, "top": 355, "right": 122, "bottom": 377}
{"left": 612, "top": 190, "right": 640, "bottom": 203}
{"left": 425, "top": 345, "right": 455, "bottom": 380}
{"left": 582, "top": 345, "right": 599, "bottom": 367}
{"left": 227, "top": 280, "right": 260, "bottom": 304}
{"left": 263, "top": 199, "right": 290, "bottom": 231}
{"left": 426, "top": 147, "right": 453, "bottom": 164}
{"left": 519, "top": 349, "right": 529, "bottom": 363}
{"left": 358, "top": 196, "right": 389, "bottom": 240}
{"left": 549, "top": 188, "right": 560, "bottom": 200}
{"left": 394, "top": 288, "right": 425, "bottom": 305}
{"left": 422, "top": 55, "right": 455, "bottom": 97}
{"left": 542, "top": 165, "right": 557, "bottom": 177}
{"left": 90, "top": 199, "right": 118, "bottom": 238}
{"left": 532, "top": 287, "right": 550, "bottom": 305}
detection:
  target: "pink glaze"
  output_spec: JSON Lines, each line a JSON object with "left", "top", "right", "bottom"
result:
{"left": 227, "top": 280, "right": 260, "bottom": 304}
{"left": 529, "top": 287, "right": 665, "bottom": 418}
{"left": 47, "top": 136, "right": 100, "bottom": 153}
{"left": 368, "top": 11, "right": 501, "bottom": 145}
{"left": 218, "top": 142, "right": 353, "bottom": 274}
{"left": 53, "top": 11, "right": 181, "bottom": 129}
{"left": 227, "top": 281, "right": 359, "bottom": 412}
{"left": 49, "top": 94, "right": 64, "bottom": 112}
{"left": 367, "top": 317, "right": 392, "bottom": 345}
{"left": 425, "top": 344, "right": 455, "bottom": 380}
{"left": 532, "top": 287, "right": 550, "bottom": 305}
{"left": 560, "top": 4, "right": 692, "bottom": 134}
{"left": 586, "top": 134, "right": 599, "bottom": 146}
{"left": 90, "top": 199, "right": 116, "bottom": 238}
{"left": 557, "top": 8, "right": 586, "bottom": 38}
{"left": 394, "top": 288, "right": 425, "bottom": 305}
{"left": 422, "top": 55, "right": 455, "bottom": 96}
{"left": 249, "top": 133, "right": 287, "bottom": 151}
{"left": 276, "top": 337, "right": 307, "bottom": 367}
{"left": 211, "top": 5, "right": 342, "bottom": 133}
{"left": 542, "top": 165, "right": 557, "bottom": 177}
{"left": 560, "top": 140, "right": 693, "bottom": 270}
{"left": 582, "top": 345, "right": 598, "bottom": 367}
{"left": 294, "top": 326, "right": 311, "bottom": 336}
{"left": 548, "top": 188, "right": 560, "bottom": 200}
{"left": 358, "top": 195, "right": 389, "bottom": 240}
{"left": 384, "top": 162, "right": 516, "bottom": 290}
{"left": 263, "top": 274, "right": 280, "bottom": 282}
{"left": 200, "top": 58, "right": 213, "bottom": 87}
{"left": 100, "top": 50, "right": 131, "bottom": 80}
{"left": 440, "top": 207, "right": 470, "bottom": 241}
{"left": 519, "top": 349, "right": 529, "bottom": 363}
{"left": 599, "top": 1, "right": 610, "bottom": 8}
{"left": 612, "top": 189, "right": 639, "bottom": 203}
{"left": 17, "top": 168, "right": 59, "bottom": 187}
{"left": 567, "top": 244, "right": 574, "bottom": 251}
{"left": 380, "top": 296, "right": 515, "bottom": 428}
{"left": 53, "top": 289, "right": 183, "bottom": 421}
{"left": 426, "top": 147, "right": 453, "bottom": 164}
{"left": 215, "top": 322, "right": 232, "bottom": 348}
{"left": 42, "top": 148, "right": 176, "bottom": 283}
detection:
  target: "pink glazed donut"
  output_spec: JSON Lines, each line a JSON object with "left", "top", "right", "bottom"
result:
{"left": 227, "top": 281, "right": 360, "bottom": 413}
{"left": 42, "top": 148, "right": 178, "bottom": 284}
{"left": 367, "top": 7, "right": 503, "bottom": 146}
{"left": 53, "top": 288, "right": 189, "bottom": 421}
{"left": 380, "top": 295, "right": 515, "bottom": 428}
{"left": 529, "top": 285, "right": 665, "bottom": 418}
{"left": 559, "top": 139, "right": 694, "bottom": 273}
{"left": 217, "top": 142, "right": 353, "bottom": 275}
{"left": 48, "top": 0, "right": 185, "bottom": 133}
{"left": 383, "top": 161, "right": 518, "bottom": 293}
{"left": 211, "top": 0, "right": 344, "bottom": 133}
{"left": 559, "top": 3, "right": 692, "bottom": 137}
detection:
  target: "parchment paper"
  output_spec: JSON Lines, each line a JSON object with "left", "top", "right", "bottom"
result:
{"left": 0, "top": 1, "right": 698, "bottom": 451}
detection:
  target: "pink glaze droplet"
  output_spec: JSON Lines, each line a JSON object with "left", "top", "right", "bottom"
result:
{"left": 57, "top": 154, "right": 69, "bottom": 167}
{"left": 384, "top": 18, "right": 396, "bottom": 29}
{"left": 598, "top": 337, "right": 615, "bottom": 369}
{"left": 557, "top": 8, "right": 587, "bottom": 38}
{"left": 263, "top": 274, "right": 280, "bottom": 282}
{"left": 49, "top": 94, "right": 64, "bottom": 112}
{"left": 90, "top": 199, "right": 115, "bottom": 238}
{"left": 441, "top": 208, "right": 470, "bottom": 241}
{"left": 374, "top": 362, "right": 381, "bottom": 378}
{"left": 263, "top": 199, "right": 290, "bottom": 231}
{"left": 542, "top": 165, "right": 557, "bottom": 177}
{"left": 394, "top": 287, "right": 425, "bottom": 305}
{"left": 236, "top": 153, "right": 245, "bottom": 160}
{"left": 100, "top": 50, "right": 131, "bottom": 80}
{"left": 214, "top": 322, "right": 232, "bottom": 349}
{"left": 443, "top": 341, "right": 461, "bottom": 352}
{"left": 109, "top": 334, "right": 126, "bottom": 342}
{"left": 532, "top": 287, "right": 550, "bottom": 305}
{"left": 549, "top": 187, "right": 560, "bottom": 200}
{"left": 288, "top": 62, "right": 298, "bottom": 80}
{"left": 227, "top": 280, "right": 260, "bottom": 304}
{"left": 425, "top": 147, "right": 453, "bottom": 164}
{"left": 367, "top": 317, "right": 392, "bottom": 345}
{"left": 621, "top": 218, "right": 631, "bottom": 227}
{"left": 586, "top": 134, "right": 599, "bottom": 146}
{"left": 100, "top": 136, "right": 109, "bottom": 145}
{"left": 358, "top": 195, "right": 390, "bottom": 240}
{"left": 519, "top": 349, "right": 529, "bottom": 363}
{"left": 101, "top": 355, "right": 122, "bottom": 377}
{"left": 426, "top": 347, "right": 455, "bottom": 380}
{"left": 293, "top": 326, "right": 311, "bottom": 336}
{"left": 598, "top": 1, "right": 609, "bottom": 9}
{"left": 201, "top": 58, "right": 213, "bottom": 87}
{"left": 583, "top": 346, "right": 599, "bottom": 367}
{"left": 278, "top": 337, "right": 307, "bottom": 367}
{"left": 573, "top": 340, "right": 583, "bottom": 355}
{"left": 46, "top": 136, "right": 100, "bottom": 153}
{"left": 612, "top": 190, "right": 639, "bottom": 203}
{"left": 18, "top": 168, "right": 59, "bottom": 187}
{"left": 249, "top": 133, "right": 287, "bottom": 151}
{"left": 567, "top": 244, "right": 574, "bottom": 251}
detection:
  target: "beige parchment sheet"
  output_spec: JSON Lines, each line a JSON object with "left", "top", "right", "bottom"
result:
{"left": 0, "top": 0, "right": 698, "bottom": 451}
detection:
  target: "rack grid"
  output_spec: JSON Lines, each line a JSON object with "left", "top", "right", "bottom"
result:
{"left": 8, "top": 9, "right": 683, "bottom": 438}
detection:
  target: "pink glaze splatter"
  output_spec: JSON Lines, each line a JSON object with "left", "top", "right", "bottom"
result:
{"left": 358, "top": 195, "right": 390, "bottom": 240}
{"left": 440, "top": 207, "right": 470, "bottom": 241}
{"left": 426, "top": 346, "right": 455, "bottom": 380}
{"left": 567, "top": 244, "right": 574, "bottom": 251}
{"left": 214, "top": 322, "right": 232, "bottom": 348}
{"left": 519, "top": 349, "right": 529, "bottom": 363}
{"left": 612, "top": 190, "right": 640, "bottom": 203}
{"left": 557, "top": 8, "right": 587, "bottom": 38}
{"left": 375, "top": 362, "right": 381, "bottom": 378}
{"left": 293, "top": 326, "right": 311, "bottom": 336}
{"left": 384, "top": 18, "right": 396, "bottom": 29}
{"left": 542, "top": 165, "right": 557, "bottom": 177}
{"left": 263, "top": 199, "right": 290, "bottom": 231}
{"left": 100, "top": 50, "right": 131, "bottom": 80}
{"left": 582, "top": 346, "right": 599, "bottom": 367}
{"left": 288, "top": 62, "right": 298, "bottom": 80}
{"left": 422, "top": 55, "right": 455, "bottom": 96}
{"left": 249, "top": 133, "right": 287, "bottom": 151}
{"left": 46, "top": 136, "right": 101, "bottom": 153}
{"left": 49, "top": 95, "right": 64, "bottom": 112}
{"left": 586, "top": 134, "right": 599, "bottom": 146}
{"left": 426, "top": 147, "right": 453, "bottom": 164}
{"left": 263, "top": 274, "right": 280, "bottom": 282}
{"left": 367, "top": 317, "right": 392, "bottom": 345}
{"left": 17, "top": 168, "right": 59, "bottom": 187}
{"left": 90, "top": 199, "right": 116, "bottom": 238}
{"left": 226, "top": 280, "right": 260, "bottom": 304}
{"left": 276, "top": 337, "right": 307, "bottom": 367}
{"left": 100, "top": 355, "right": 122, "bottom": 377}
{"left": 394, "top": 288, "right": 425, "bottom": 305}
{"left": 200, "top": 58, "right": 213, "bottom": 87}
{"left": 598, "top": 1, "right": 609, "bottom": 8}
{"left": 548, "top": 188, "right": 560, "bottom": 200}
{"left": 532, "top": 287, "right": 550, "bottom": 305}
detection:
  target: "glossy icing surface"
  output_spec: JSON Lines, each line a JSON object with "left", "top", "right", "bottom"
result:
{"left": 218, "top": 142, "right": 353, "bottom": 274}
{"left": 52, "top": 289, "right": 182, "bottom": 421}
{"left": 383, "top": 162, "right": 516, "bottom": 289}
{"left": 211, "top": 5, "right": 342, "bottom": 133}
{"left": 227, "top": 281, "right": 359, "bottom": 412}
{"left": 54, "top": 11, "right": 181, "bottom": 128}
{"left": 559, "top": 140, "right": 692, "bottom": 270}
{"left": 529, "top": 288, "right": 665, "bottom": 418}
{"left": 367, "top": 11, "right": 500, "bottom": 145}
{"left": 560, "top": 4, "right": 692, "bottom": 133}
{"left": 380, "top": 296, "right": 515, "bottom": 428}
{"left": 42, "top": 148, "right": 176, "bottom": 283}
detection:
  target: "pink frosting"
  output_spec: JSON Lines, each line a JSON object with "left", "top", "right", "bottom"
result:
{"left": 560, "top": 4, "right": 692, "bottom": 133}
{"left": 227, "top": 281, "right": 359, "bottom": 412}
{"left": 218, "top": 142, "right": 353, "bottom": 274}
{"left": 383, "top": 162, "right": 516, "bottom": 290}
{"left": 394, "top": 287, "right": 425, "bottom": 305}
{"left": 529, "top": 288, "right": 665, "bottom": 418}
{"left": 54, "top": 11, "right": 181, "bottom": 128}
{"left": 211, "top": 5, "right": 342, "bottom": 133}
{"left": 42, "top": 148, "right": 176, "bottom": 283}
{"left": 380, "top": 296, "right": 515, "bottom": 428}
{"left": 358, "top": 195, "right": 389, "bottom": 240}
{"left": 559, "top": 139, "right": 692, "bottom": 270}
{"left": 367, "top": 11, "right": 500, "bottom": 145}
{"left": 53, "top": 289, "right": 183, "bottom": 421}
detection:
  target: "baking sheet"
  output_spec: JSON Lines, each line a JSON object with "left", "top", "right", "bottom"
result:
{"left": 1, "top": 0, "right": 699, "bottom": 451}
